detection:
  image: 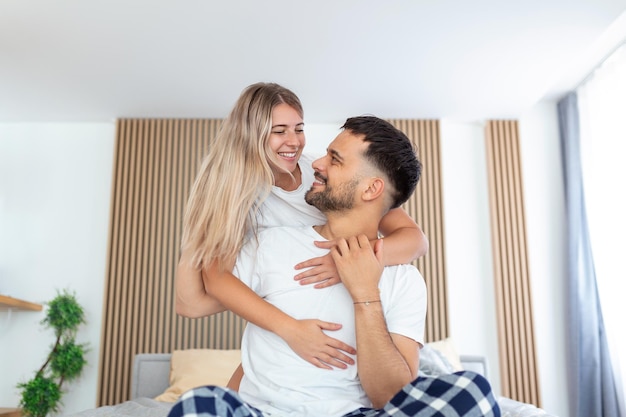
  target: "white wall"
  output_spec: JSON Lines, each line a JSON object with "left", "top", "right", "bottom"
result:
{"left": 303, "top": 123, "right": 343, "bottom": 157}
{"left": 439, "top": 119, "right": 501, "bottom": 395}
{"left": 0, "top": 109, "right": 568, "bottom": 417}
{"left": 519, "top": 103, "right": 568, "bottom": 417}
{"left": 437, "top": 106, "right": 568, "bottom": 417}
{"left": 0, "top": 123, "right": 115, "bottom": 414}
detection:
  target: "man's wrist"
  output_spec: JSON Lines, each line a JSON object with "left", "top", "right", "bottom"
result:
{"left": 350, "top": 289, "right": 380, "bottom": 303}
{"left": 353, "top": 299, "right": 381, "bottom": 306}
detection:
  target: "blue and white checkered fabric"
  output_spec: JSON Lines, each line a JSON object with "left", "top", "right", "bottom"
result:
{"left": 168, "top": 371, "right": 500, "bottom": 417}
{"left": 380, "top": 371, "right": 501, "bottom": 417}
{"left": 168, "top": 387, "right": 264, "bottom": 417}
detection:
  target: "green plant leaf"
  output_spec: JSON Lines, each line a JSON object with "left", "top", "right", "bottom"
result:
{"left": 17, "top": 289, "right": 88, "bottom": 417}
{"left": 50, "top": 339, "right": 87, "bottom": 380}
{"left": 42, "top": 289, "right": 85, "bottom": 337}
{"left": 17, "top": 375, "right": 62, "bottom": 417}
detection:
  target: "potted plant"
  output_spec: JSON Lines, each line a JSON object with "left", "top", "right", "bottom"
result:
{"left": 17, "top": 290, "right": 88, "bottom": 417}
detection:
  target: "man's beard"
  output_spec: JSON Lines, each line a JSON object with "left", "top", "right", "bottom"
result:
{"left": 305, "top": 178, "right": 359, "bottom": 213}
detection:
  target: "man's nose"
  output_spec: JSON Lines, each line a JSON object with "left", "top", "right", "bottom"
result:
{"left": 312, "top": 155, "right": 326, "bottom": 171}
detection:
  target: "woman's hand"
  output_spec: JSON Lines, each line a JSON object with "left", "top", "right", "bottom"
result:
{"left": 294, "top": 240, "right": 341, "bottom": 288}
{"left": 281, "top": 319, "right": 356, "bottom": 369}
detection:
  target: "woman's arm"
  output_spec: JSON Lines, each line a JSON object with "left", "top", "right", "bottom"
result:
{"left": 377, "top": 207, "right": 428, "bottom": 264}
{"left": 294, "top": 207, "right": 428, "bottom": 287}
{"left": 177, "top": 252, "right": 356, "bottom": 368}
{"left": 200, "top": 259, "right": 356, "bottom": 369}
{"left": 175, "top": 248, "right": 227, "bottom": 318}
{"left": 176, "top": 246, "right": 356, "bottom": 368}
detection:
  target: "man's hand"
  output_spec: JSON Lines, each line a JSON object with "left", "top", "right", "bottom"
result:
{"left": 331, "top": 235, "right": 384, "bottom": 301}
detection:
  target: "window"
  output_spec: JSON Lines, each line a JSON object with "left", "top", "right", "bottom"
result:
{"left": 578, "top": 43, "right": 626, "bottom": 413}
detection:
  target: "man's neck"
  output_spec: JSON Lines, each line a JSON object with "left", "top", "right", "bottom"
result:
{"left": 314, "top": 210, "right": 379, "bottom": 242}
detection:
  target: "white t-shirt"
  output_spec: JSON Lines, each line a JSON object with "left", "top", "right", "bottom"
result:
{"left": 233, "top": 225, "right": 427, "bottom": 417}
{"left": 256, "top": 154, "right": 326, "bottom": 229}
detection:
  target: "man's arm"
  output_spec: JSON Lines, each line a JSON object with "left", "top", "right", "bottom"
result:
{"left": 353, "top": 303, "right": 419, "bottom": 408}
{"left": 331, "top": 235, "right": 420, "bottom": 408}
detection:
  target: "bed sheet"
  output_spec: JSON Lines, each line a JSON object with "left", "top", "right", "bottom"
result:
{"left": 67, "top": 397, "right": 172, "bottom": 417}
{"left": 68, "top": 395, "right": 556, "bottom": 417}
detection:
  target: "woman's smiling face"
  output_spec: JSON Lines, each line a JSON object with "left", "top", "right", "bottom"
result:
{"left": 268, "top": 103, "right": 306, "bottom": 176}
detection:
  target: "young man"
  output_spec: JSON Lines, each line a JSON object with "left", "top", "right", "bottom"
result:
{"left": 168, "top": 116, "right": 500, "bottom": 417}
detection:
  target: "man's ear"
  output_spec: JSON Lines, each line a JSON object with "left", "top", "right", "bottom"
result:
{"left": 362, "top": 177, "right": 385, "bottom": 202}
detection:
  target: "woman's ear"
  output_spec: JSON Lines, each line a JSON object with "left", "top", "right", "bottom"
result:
{"left": 362, "top": 177, "right": 385, "bottom": 202}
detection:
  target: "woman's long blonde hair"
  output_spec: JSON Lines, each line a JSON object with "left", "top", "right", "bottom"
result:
{"left": 181, "top": 82, "right": 304, "bottom": 270}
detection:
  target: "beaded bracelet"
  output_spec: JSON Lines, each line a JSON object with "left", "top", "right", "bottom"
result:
{"left": 353, "top": 300, "right": 381, "bottom": 306}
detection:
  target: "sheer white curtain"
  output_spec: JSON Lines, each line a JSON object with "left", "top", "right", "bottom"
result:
{"left": 578, "top": 43, "right": 626, "bottom": 415}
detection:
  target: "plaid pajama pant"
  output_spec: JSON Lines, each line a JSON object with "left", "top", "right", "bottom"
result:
{"left": 167, "top": 371, "right": 501, "bottom": 417}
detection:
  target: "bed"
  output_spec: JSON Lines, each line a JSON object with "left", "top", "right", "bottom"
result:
{"left": 68, "top": 341, "right": 557, "bottom": 417}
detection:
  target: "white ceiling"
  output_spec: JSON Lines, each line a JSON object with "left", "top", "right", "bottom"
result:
{"left": 1, "top": 0, "right": 625, "bottom": 123}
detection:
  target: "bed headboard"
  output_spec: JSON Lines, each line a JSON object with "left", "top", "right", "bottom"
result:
{"left": 131, "top": 353, "right": 490, "bottom": 400}
{"left": 132, "top": 353, "right": 171, "bottom": 399}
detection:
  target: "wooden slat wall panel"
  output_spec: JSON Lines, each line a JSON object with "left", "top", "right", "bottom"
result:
{"left": 99, "top": 118, "right": 449, "bottom": 405}
{"left": 485, "top": 120, "right": 541, "bottom": 407}
{"left": 389, "top": 119, "right": 449, "bottom": 342}
{"left": 98, "top": 119, "right": 246, "bottom": 406}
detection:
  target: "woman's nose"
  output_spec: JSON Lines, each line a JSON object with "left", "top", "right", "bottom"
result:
{"left": 285, "top": 131, "right": 300, "bottom": 146}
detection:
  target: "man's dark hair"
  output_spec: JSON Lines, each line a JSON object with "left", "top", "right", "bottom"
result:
{"left": 341, "top": 116, "right": 421, "bottom": 209}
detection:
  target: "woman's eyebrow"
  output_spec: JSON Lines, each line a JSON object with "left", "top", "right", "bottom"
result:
{"left": 271, "top": 122, "right": 305, "bottom": 129}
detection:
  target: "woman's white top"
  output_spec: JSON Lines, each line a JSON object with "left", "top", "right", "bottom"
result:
{"left": 256, "top": 154, "right": 326, "bottom": 229}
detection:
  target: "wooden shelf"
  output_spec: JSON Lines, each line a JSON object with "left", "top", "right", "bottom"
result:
{"left": 0, "top": 408, "right": 22, "bottom": 417}
{"left": 0, "top": 295, "right": 43, "bottom": 311}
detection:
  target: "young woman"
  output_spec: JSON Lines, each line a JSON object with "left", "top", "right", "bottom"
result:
{"left": 175, "top": 82, "right": 428, "bottom": 369}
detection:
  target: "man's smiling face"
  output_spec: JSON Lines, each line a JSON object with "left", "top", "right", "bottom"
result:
{"left": 305, "top": 130, "right": 369, "bottom": 213}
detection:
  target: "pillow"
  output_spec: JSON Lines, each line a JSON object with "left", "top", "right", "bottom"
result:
{"left": 418, "top": 344, "right": 455, "bottom": 376}
{"left": 425, "top": 337, "right": 463, "bottom": 372}
{"left": 155, "top": 349, "right": 241, "bottom": 402}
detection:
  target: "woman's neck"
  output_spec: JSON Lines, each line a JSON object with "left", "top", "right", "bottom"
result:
{"left": 274, "top": 164, "right": 302, "bottom": 191}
